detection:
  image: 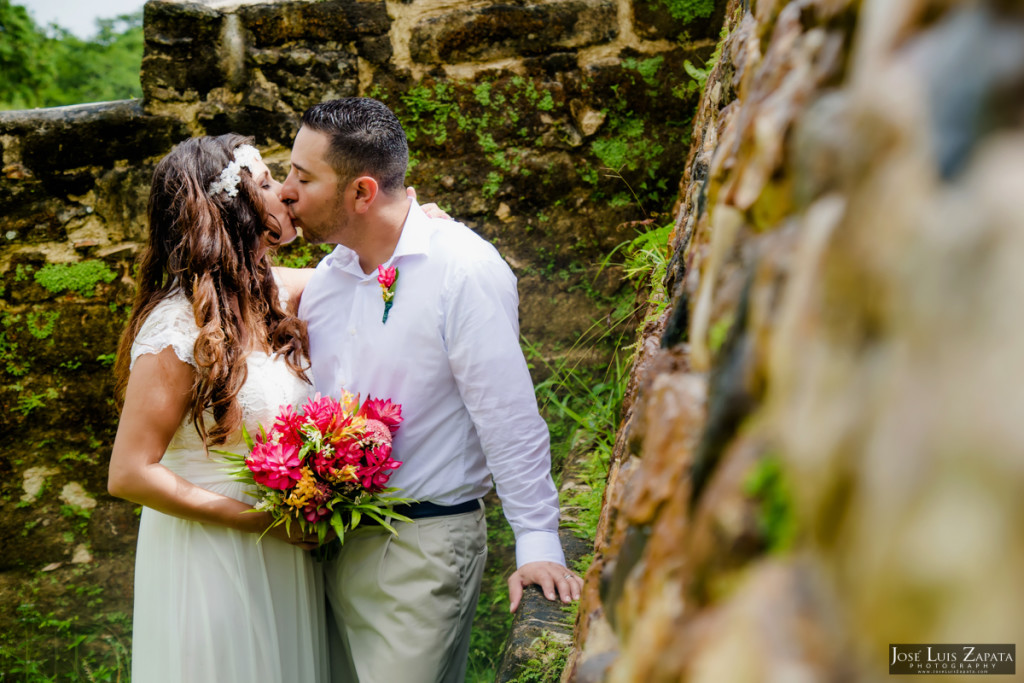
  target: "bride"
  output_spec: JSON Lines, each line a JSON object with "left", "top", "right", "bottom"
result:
{"left": 107, "top": 134, "right": 325, "bottom": 682}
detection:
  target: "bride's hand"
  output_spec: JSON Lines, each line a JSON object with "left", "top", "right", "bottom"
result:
{"left": 264, "top": 519, "right": 321, "bottom": 550}
{"left": 407, "top": 186, "right": 451, "bottom": 220}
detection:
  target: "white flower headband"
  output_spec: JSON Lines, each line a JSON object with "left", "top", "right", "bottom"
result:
{"left": 207, "top": 144, "right": 263, "bottom": 198}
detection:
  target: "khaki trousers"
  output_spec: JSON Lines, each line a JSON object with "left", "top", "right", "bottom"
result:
{"left": 324, "top": 504, "right": 487, "bottom": 683}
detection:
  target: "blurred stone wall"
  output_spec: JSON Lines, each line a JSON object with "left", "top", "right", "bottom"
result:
{"left": 569, "top": 0, "right": 1024, "bottom": 680}
{"left": 0, "top": 0, "right": 725, "bottom": 673}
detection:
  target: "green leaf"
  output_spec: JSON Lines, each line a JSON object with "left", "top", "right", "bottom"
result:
{"left": 330, "top": 509, "right": 346, "bottom": 543}
{"left": 363, "top": 509, "right": 399, "bottom": 535}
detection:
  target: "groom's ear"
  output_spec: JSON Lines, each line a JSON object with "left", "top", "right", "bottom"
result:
{"left": 351, "top": 176, "right": 379, "bottom": 214}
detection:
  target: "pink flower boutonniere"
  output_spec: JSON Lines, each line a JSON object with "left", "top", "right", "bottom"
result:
{"left": 377, "top": 265, "right": 398, "bottom": 323}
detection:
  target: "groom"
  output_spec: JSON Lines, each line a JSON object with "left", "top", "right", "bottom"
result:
{"left": 280, "top": 97, "right": 581, "bottom": 682}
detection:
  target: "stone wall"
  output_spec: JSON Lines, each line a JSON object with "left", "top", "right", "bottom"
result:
{"left": 0, "top": 0, "right": 724, "bottom": 674}
{"left": 569, "top": 0, "right": 1024, "bottom": 680}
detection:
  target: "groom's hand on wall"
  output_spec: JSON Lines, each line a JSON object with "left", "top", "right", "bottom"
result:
{"left": 507, "top": 561, "right": 583, "bottom": 613}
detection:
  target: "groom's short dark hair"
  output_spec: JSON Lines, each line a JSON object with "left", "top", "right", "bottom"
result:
{"left": 301, "top": 97, "right": 409, "bottom": 195}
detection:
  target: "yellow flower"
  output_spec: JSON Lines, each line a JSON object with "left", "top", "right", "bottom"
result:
{"left": 285, "top": 467, "right": 318, "bottom": 509}
{"left": 334, "top": 464, "right": 359, "bottom": 483}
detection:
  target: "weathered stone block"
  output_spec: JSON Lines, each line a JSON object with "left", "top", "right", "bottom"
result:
{"left": 409, "top": 1, "right": 617, "bottom": 64}
{"left": 238, "top": 0, "right": 390, "bottom": 46}
{"left": 250, "top": 45, "right": 360, "bottom": 113}
{"left": 13, "top": 102, "right": 187, "bottom": 176}
{"left": 142, "top": 1, "right": 225, "bottom": 100}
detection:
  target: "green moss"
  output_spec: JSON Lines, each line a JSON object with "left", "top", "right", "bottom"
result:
{"left": 591, "top": 138, "right": 630, "bottom": 172}
{"left": 536, "top": 90, "right": 555, "bottom": 112}
{"left": 708, "top": 314, "right": 734, "bottom": 353}
{"left": 622, "top": 55, "right": 665, "bottom": 87}
{"left": 744, "top": 454, "right": 797, "bottom": 552}
{"left": 473, "top": 82, "right": 492, "bottom": 107}
{"left": 507, "top": 631, "right": 571, "bottom": 683}
{"left": 482, "top": 171, "right": 502, "bottom": 199}
{"left": 25, "top": 310, "right": 59, "bottom": 340}
{"left": 651, "top": 0, "right": 715, "bottom": 23}
{"left": 33, "top": 260, "right": 116, "bottom": 297}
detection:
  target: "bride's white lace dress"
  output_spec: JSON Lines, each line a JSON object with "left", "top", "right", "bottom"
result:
{"left": 128, "top": 290, "right": 326, "bottom": 683}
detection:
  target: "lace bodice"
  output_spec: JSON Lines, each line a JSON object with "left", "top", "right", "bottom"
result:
{"left": 130, "top": 291, "right": 313, "bottom": 481}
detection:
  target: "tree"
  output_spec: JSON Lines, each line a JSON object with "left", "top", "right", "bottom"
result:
{"left": 0, "top": 1, "right": 142, "bottom": 110}
{"left": 0, "top": 0, "right": 57, "bottom": 108}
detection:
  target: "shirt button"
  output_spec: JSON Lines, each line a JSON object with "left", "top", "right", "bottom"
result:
{"left": 348, "top": 327, "right": 357, "bottom": 336}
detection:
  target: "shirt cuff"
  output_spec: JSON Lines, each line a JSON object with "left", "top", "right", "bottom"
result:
{"left": 515, "top": 530, "right": 566, "bottom": 568}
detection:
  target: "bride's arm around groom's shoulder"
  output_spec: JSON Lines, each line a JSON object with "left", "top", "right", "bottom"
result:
{"left": 272, "top": 266, "right": 316, "bottom": 310}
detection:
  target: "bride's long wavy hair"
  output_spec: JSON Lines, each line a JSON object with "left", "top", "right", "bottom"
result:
{"left": 114, "top": 133, "right": 309, "bottom": 446}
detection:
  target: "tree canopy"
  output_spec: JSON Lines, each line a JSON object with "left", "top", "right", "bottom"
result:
{"left": 0, "top": 0, "right": 142, "bottom": 110}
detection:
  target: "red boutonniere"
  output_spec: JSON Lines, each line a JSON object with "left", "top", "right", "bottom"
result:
{"left": 377, "top": 265, "right": 398, "bottom": 323}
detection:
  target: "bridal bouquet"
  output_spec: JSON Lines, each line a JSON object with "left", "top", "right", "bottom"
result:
{"left": 222, "top": 391, "right": 412, "bottom": 545}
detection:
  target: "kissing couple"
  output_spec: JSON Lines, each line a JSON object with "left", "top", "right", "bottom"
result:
{"left": 107, "top": 96, "right": 582, "bottom": 683}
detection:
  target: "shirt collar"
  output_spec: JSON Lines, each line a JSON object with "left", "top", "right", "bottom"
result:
{"left": 389, "top": 199, "right": 433, "bottom": 262}
{"left": 323, "top": 199, "right": 434, "bottom": 275}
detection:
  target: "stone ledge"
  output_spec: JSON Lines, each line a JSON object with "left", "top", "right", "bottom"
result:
{"left": 494, "top": 529, "right": 592, "bottom": 682}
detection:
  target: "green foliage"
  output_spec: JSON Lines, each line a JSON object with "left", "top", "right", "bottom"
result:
{"left": 33, "top": 260, "right": 117, "bottom": 297}
{"left": 507, "top": 632, "right": 571, "bottom": 683}
{"left": 466, "top": 504, "right": 516, "bottom": 682}
{"left": 482, "top": 172, "right": 502, "bottom": 199}
{"left": 0, "top": 0, "right": 55, "bottom": 108}
{"left": 526, "top": 342, "right": 626, "bottom": 542}
{"left": 273, "top": 242, "right": 333, "bottom": 269}
{"left": 25, "top": 310, "right": 59, "bottom": 340}
{"left": 651, "top": 0, "right": 715, "bottom": 24}
{"left": 1, "top": 325, "right": 29, "bottom": 376}
{"left": 0, "top": 597, "right": 130, "bottom": 682}
{"left": 0, "top": 3, "right": 143, "bottom": 110}
{"left": 673, "top": 24, "right": 728, "bottom": 100}
{"left": 744, "top": 454, "right": 797, "bottom": 552}
{"left": 585, "top": 100, "right": 673, "bottom": 211}
{"left": 15, "top": 387, "right": 58, "bottom": 416}
{"left": 622, "top": 55, "right": 665, "bottom": 87}
{"left": 474, "top": 82, "right": 493, "bottom": 107}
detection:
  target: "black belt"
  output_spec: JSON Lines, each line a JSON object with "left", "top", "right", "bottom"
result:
{"left": 392, "top": 499, "right": 482, "bottom": 519}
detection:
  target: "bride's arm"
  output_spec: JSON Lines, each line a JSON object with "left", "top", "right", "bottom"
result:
{"left": 273, "top": 266, "right": 315, "bottom": 308}
{"left": 107, "top": 347, "right": 313, "bottom": 546}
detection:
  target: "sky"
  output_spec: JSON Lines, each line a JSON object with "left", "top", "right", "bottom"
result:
{"left": 17, "top": 0, "right": 146, "bottom": 39}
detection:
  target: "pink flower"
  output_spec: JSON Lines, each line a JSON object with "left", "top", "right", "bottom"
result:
{"left": 358, "top": 398, "right": 403, "bottom": 434}
{"left": 310, "top": 448, "right": 338, "bottom": 479}
{"left": 247, "top": 440, "right": 302, "bottom": 490}
{"left": 333, "top": 439, "right": 365, "bottom": 466}
{"left": 301, "top": 393, "right": 345, "bottom": 435}
{"left": 271, "top": 404, "right": 305, "bottom": 447}
{"left": 362, "top": 419, "right": 393, "bottom": 448}
{"left": 357, "top": 438, "right": 401, "bottom": 492}
{"left": 377, "top": 265, "right": 397, "bottom": 290}
{"left": 377, "top": 266, "right": 399, "bottom": 323}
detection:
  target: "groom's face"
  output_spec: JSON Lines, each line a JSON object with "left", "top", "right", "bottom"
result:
{"left": 280, "top": 127, "right": 347, "bottom": 245}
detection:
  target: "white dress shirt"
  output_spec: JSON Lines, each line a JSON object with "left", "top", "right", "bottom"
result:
{"left": 299, "top": 200, "right": 565, "bottom": 567}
